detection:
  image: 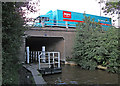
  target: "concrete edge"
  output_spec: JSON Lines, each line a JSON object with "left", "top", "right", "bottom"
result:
{"left": 30, "top": 27, "right": 76, "bottom": 32}
{"left": 23, "top": 65, "right": 47, "bottom": 85}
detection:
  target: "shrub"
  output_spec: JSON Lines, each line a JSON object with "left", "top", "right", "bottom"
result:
{"left": 72, "top": 15, "right": 120, "bottom": 73}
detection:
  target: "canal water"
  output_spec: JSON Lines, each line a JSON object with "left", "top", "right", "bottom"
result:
{"left": 43, "top": 65, "right": 118, "bottom": 84}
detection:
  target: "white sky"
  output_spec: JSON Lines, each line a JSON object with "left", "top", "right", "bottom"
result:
{"left": 40, "top": 0, "right": 104, "bottom": 16}
{"left": 29, "top": 0, "right": 118, "bottom": 27}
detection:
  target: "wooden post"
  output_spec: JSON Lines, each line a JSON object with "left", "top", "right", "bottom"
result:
{"left": 26, "top": 46, "right": 29, "bottom": 64}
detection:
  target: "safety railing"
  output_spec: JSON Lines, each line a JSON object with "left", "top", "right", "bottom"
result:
{"left": 25, "top": 50, "right": 41, "bottom": 63}
{"left": 38, "top": 52, "right": 60, "bottom": 70}
{"left": 26, "top": 19, "right": 76, "bottom": 28}
{"left": 25, "top": 47, "right": 61, "bottom": 70}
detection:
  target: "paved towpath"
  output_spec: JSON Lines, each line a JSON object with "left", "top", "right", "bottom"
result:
{"left": 23, "top": 63, "right": 47, "bottom": 85}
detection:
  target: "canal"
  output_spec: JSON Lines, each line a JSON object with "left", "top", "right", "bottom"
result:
{"left": 43, "top": 64, "right": 118, "bottom": 84}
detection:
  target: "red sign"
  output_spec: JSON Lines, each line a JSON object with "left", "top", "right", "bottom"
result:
{"left": 63, "top": 19, "right": 84, "bottom": 23}
{"left": 63, "top": 11, "right": 71, "bottom": 18}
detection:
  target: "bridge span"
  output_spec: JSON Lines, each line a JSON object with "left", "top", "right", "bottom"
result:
{"left": 19, "top": 27, "right": 76, "bottom": 62}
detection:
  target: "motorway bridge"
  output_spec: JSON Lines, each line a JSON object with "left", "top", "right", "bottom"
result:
{"left": 19, "top": 27, "right": 76, "bottom": 63}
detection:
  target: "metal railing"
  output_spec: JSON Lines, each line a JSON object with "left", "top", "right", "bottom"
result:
{"left": 38, "top": 52, "right": 60, "bottom": 70}
{"left": 25, "top": 47, "right": 61, "bottom": 70}
{"left": 26, "top": 19, "right": 76, "bottom": 28}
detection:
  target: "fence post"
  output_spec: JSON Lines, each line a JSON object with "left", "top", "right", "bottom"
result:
{"left": 38, "top": 54, "right": 40, "bottom": 70}
{"left": 48, "top": 52, "right": 50, "bottom": 68}
{"left": 26, "top": 46, "right": 29, "bottom": 64}
{"left": 42, "top": 46, "right": 46, "bottom": 62}
{"left": 38, "top": 52, "right": 42, "bottom": 70}
{"left": 36, "top": 51, "right": 37, "bottom": 62}
{"left": 53, "top": 52, "right": 54, "bottom": 65}
{"left": 58, "top": 52, "right": 60, "bottom": 68}
{"left": 66, "top": 21, "right": 68, "bottom": 28}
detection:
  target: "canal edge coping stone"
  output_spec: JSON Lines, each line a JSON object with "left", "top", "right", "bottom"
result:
{"left": 23, "top": 64, "right": 47, "bottom": 85}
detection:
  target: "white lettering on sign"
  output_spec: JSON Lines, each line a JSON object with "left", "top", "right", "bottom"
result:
{"left": 64, "top": 13, "right": 71, "bottom": 17}
{"left": 63, "top": 11, "right": 71, "bottom": 18}
{"left": 98, "top": 19, "right": 109, "bottom": 22}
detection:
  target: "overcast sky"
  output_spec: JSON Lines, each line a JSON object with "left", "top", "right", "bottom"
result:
{"left": 40, "top": 0, "right": 105, "bottom": 16}
{"left": 30, "top": 0, "right": 107, "bottom": 17}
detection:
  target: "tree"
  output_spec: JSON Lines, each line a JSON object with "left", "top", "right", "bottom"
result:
{"left": 2, "top": 1, "right": 40, "bottom": 84}
{"left": 102, "top": 1, "right": 120, "bottom": 16}
{"left": 98, "top": 0, "right": 120, "bottom": 22}
{"left": 72, "top": 15, "right": 102, "bottom": 70}
{"left": 2, "top": 2, "right": 25, "bottom": 84}
{"left": 19, "top": 0, "right": 40, "bottom": 22}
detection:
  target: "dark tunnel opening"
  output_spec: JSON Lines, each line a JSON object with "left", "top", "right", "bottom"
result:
{"left": 26, "top": 36, "right": 64, "bottom": 54}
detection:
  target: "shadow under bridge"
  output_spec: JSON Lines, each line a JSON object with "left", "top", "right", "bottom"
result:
{"left": 26, "top": 36, "right": 65, "bottom": 61}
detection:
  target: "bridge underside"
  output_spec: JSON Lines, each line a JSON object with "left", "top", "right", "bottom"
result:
{"left": 26, "top": 36, "right": 65, "bottom": 60}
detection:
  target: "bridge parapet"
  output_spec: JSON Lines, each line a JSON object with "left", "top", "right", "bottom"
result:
{"left": 27, "top": 27, "right": 76, "bottom": 32}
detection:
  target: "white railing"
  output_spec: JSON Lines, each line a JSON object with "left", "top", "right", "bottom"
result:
{"left": 38, "top": 52, "right": 60, "bottom": 70}
{"left": 26, "top": 50, "right": 42, "bottom": 63}
{"left": 38, "top": 52, "right": 42, "bottom": 70}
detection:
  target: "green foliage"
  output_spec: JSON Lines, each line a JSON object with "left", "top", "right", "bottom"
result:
{"left": 103, "top": 1, "right": 120, "bottom": 15}
{"left": 101, "top": 1, "right": 120, "bottom": 21}
{"left": 72, "top": 15, "right": 120, "bottom": 73}
{"left": 2, "top": 2, "right": 25, "bottom": 84}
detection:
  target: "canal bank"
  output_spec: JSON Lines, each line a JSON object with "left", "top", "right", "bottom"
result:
{"left": 18, "top": 65, "right": 35, "bottom": 85}
{"left": 23, "top": 63, "right": 47, "bottom": 85}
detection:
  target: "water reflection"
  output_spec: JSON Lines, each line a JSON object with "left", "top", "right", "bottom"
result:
{"left": 43, "top": 65, "right": 118, "bottom": 84}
